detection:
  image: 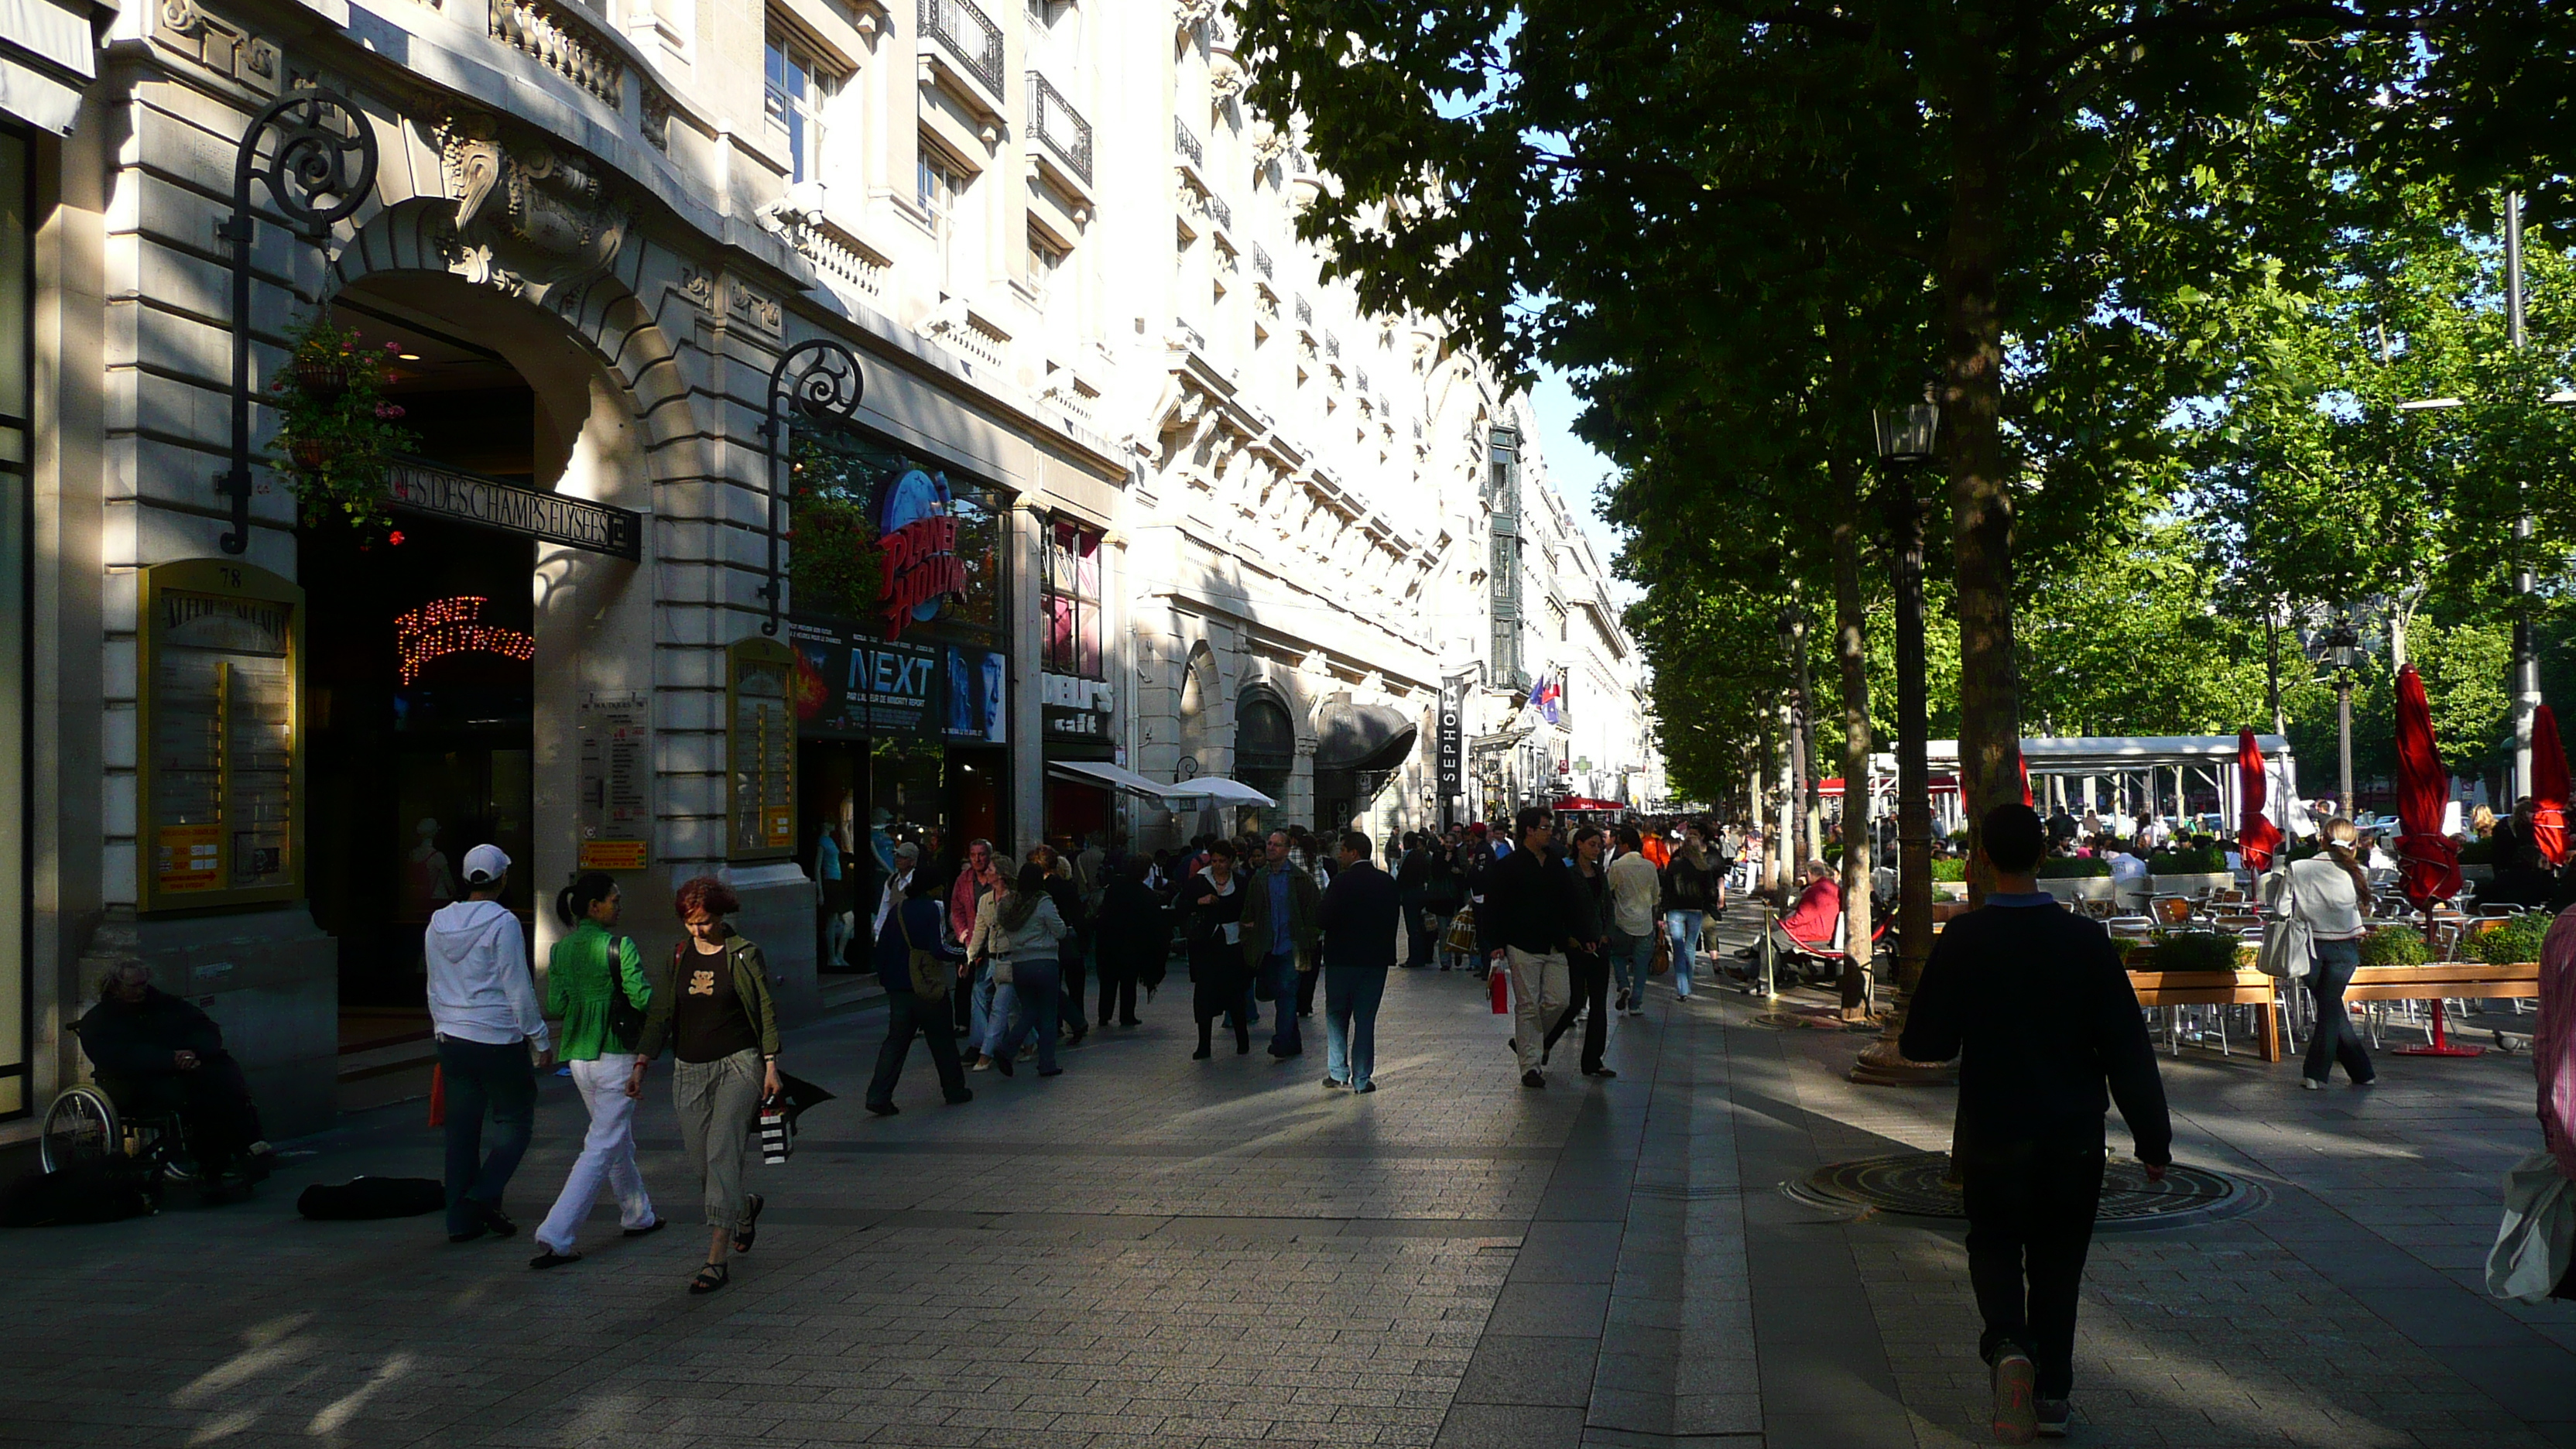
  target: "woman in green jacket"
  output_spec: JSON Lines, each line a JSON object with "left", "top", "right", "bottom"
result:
{"left": 529, "top": 872, "right": 659, "bottom": 1268}
{"left": 632, "top": 875, "right": 782, "bottom": 1294}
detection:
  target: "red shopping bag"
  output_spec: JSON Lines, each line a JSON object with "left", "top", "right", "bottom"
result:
{"left": 426, "top": 1064, "right": 446, "bottom": 1128}
{"left": 1489, "top": 966, "right": 1509, "bottom": 1014}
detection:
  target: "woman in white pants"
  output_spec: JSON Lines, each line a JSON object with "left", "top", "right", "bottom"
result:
{"left": 529, "top": 873, "right": 659, "bottom": 1267}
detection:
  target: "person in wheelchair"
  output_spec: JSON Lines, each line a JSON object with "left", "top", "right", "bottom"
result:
{"left": 73, "top": 962, "right": 270, "bottom": 1184}
{"left": 1735, "top": 860, "right": 1843, "bottom": 985}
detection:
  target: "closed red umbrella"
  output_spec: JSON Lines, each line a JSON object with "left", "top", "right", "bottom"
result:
{"left": 2019, "top": 751, "right": 2033, "bottom": 809}
{"left": 2393, "top": 663, "right": 2475, "bottom": 1057}
{"left": 2235, "top": 729, "right": 2282, "bottom": 871}
{"left": 2532, "top": 705, "right": 2569, "bottom": 868}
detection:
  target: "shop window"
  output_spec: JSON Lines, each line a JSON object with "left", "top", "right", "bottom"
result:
{"left": 787, "top": 430, "right": 1002, "bottom": 645}
{"left": 1043, "top": 518, "right": 1102, "bottom": 678}
{"left": 766, "top": 26, "right": 841, "bottom": 185}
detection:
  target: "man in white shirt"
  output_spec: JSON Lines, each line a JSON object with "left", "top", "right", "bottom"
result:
{"left": 424, "top": 844, "right": 549, "bottom": 1243}
{"left": 875, "top": 840, "right": 920, "bottom": 942}
{"left": 2136, "top": 815, "right": 2170, "bottom": 851}
{"left": 1605, "top": 827, "right": 1661, "bottom": 1016}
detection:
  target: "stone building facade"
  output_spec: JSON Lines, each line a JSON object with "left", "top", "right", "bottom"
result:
{"left": 0, "top": 0, "right": 1650, "bottom": 1143}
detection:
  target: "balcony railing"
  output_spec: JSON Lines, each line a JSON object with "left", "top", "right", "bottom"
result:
{"left": 1325, "top": 332, "right": 1340, "bottom": 359}
{"left": 1027, "top": 72, "right": 1092, "bottom": 185}
{"left": 1173, "top": 117, "right": 1204, "bottom": 168}
{"left": 1252, "top": 243, "right": 1273, "bottom": 279}
{"left": 492, "top": 0, "right": 625, "bottom": 105}
{"left": 1207, "top": 193, "right": 1232, "bottom": 231}
{"left": 1296, "top": 295, "right": 1312, "bottom": 324}
{"left": 920, "top": 0, "right": 1004, "bottom": 95}
{"left": 1357, "top": 368, "right": 1370, "bottom": 393}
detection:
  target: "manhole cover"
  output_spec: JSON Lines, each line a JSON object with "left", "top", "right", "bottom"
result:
{"left": 1787, "top": 1151, "right": 2264, "bottom": 1233}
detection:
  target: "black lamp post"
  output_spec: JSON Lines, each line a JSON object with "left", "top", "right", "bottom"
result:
{"left": 758, "top": 339, "right": 865, "bottom": 635}
{"left": 218, "top": 89, "right": 379, "bottom": 555}
{"left": 2317, "top": 612, "right": 2361, "bottom": 814}
{"left": 1852, "top": 380, "right": 1950, "bottom": 1086}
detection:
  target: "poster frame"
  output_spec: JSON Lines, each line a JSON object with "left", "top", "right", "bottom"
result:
{"left": 136, "top": 559, "right": 307, "bottom": 914}
{"left": 726, "top": 635, "right": 800, "bottom": 863}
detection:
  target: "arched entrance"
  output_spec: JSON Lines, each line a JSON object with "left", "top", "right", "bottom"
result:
{"left": 300, "top": 270, "right": 653, "bottom": 1035}
{"left": 1235, "top": 686, "right": 1295, "bottom": 827}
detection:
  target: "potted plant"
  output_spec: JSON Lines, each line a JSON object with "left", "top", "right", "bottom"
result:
{"left": 2358, "top": 925, "right": 2434, "bottom": 967}
{"left": 2148, "top": 841, "right": 2235, "bottom": 897}
{"left": 268, "top": 311, "right": 418, "bottom": 540}
{"left": 1928, "top": 855, "right": 1968, "bottom": 899}
{"left": 2463, "top": 911, "right": 2550, "bottom": 967}
{"left": 2035, "top": 854, "right": 2116, "bottom": 905}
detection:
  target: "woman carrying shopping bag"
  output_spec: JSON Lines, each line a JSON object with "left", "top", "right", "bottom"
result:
{"left": 528, "top": 873, "right": 659, "bottom": 1268}
{"left": 632, "top": 875, "right": 781, "bottom": 1295}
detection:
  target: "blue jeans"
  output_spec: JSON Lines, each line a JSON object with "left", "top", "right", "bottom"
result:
{"left": 968, "top": 962, "right": 999, "bottom": 1049}
{"left": 436, "top": 1035, "right": 536, "bottom": 1235}
{"left": 994, "top": 961, "right": 1063, "bottom": 1071}
{"left": 1324, "top": 964, "right": 1389, "bottom": 1088}
{"left": 1609, "top": 929, "right": 1655, "bottom": 1005}
{"left": 1665, "top": 910, "right": 1706, "bottom": 996}
{"left": 2303, "top": 937, "right": 2376, "bottom": 1085}
{"left": 1266, "top": 951, "right": 1302, "bottom": 1051}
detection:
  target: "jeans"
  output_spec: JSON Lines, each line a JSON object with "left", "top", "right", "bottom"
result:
{"left": 868, "top": 989, "right": 970, "bottom": 1105}
{"left": 1506, "top": 946, "right": 1571, "bottom": 1074}
{"left": 994, "top": 960, "right": 1063, "bottom": 1071}
{"left": 534, "top": 1053, "right": 655, "bottom": 1252}
{"left": 437, "top": 1035, "right": 536, "bottom": 1235}
{"left": 672, "top": 1047, "right": 762, "bottom": 1230}
{"left": 1608, "top": 928, "right": 1655, "bottom": 1007}
{"left": 1266, "top": 951, "right": 1303, "bottom": 1052}
{"left": 1324, "top": 964, "right": 1389, "bottom": 1087}
{"left": 1960, "top": 1132, "right": 2108, "bottom": 1401}
{"left": 1544, "top": 951, "right": 1610, "bottom": 1072}
{"left": 1664, "top": 910, "right": 1706, "bottom": 996}
{"left": 2303, "top": 936, "right": 2376, "bottom": 1085}
{"left": 968, "top": 962, "right": 999, "bottom": 1052}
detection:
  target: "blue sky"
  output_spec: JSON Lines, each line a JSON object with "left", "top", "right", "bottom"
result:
{"left": 1529, "top": 365, "right": 1643, "bottom": 607}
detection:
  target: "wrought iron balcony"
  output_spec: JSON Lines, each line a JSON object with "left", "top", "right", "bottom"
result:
{"left": 1296, "top": 295, "right": 1312, "bottom": 324}
{"left": 1207, "top": 192, "right": 1232, "bottom": 231}
{"left": 1252, "top": 243, "right": 1273, "bottom": 279}
{"left": 1325, "top": 332, "right": 1340, "bottom": 359}
{"left": 1173, "top": 117, "right": 1204, "bottom": 168}
{"left": 920, "top": 0, "right": 1003, "bottom": 96}
{"left": 1027, "top": 72, "right": 1092, "bottom": 185}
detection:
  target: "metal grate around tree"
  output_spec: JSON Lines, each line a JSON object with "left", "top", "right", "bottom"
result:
{"left": 920, "top": 0, "right": 1003, "bottom": 94}
{"left": 1026, "top": 71, "right": 1091, "bottom": 184}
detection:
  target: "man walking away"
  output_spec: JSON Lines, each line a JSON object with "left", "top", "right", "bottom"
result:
{"left": 1486, "top": 807, "right": 1584, "bottom": 1088}
{"left": 426, "top": 844, "right": 550, "bottom": 1244}
{"left": 1240, "top": 830, "right": 1324, "bottom": 1058}
{"left": 1902, "top": 803, "right": 2172, "bottom": 1444}
{"left": 1319, "top": 831, "right": 1399, "bottom": 1091}
{"left": 1606, "top": 827, "right": 1660, "bottom": 1015}
{"left": 1396, "top": 833, "right": 1434, "bottom": 967}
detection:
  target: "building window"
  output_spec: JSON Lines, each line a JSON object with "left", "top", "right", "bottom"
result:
{"left": 1043, "top": 518, "right": 1102, "bottom": 678}
{"left": 920, "top": 147, "right": 971, "bottom": 284}
{"left": 1029, "top": 227, "right": 1068, "bottom": 300}
{"left": 766, "top": 28, "right": 839, "bottom": 184}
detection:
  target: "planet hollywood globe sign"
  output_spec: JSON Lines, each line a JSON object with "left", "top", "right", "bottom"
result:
{"left": 872, "top": 467, "right": 967, "bottom": 639}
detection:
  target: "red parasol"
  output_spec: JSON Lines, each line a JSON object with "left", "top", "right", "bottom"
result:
{"left": 2235, "top": 729, "right": 2282, "bottom": 871}
{"left": 2019, "top": 750, "right": 2033, "bottom": 808}
{"left": 2393, "top": 663, "right": 2476, "bottom": 1057}
{"left": 2533, "top": 704, "right": 2570, "bottom": 868}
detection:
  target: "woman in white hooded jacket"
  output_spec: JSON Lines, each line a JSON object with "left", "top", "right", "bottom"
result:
{"left": 968, "top": 859, "right": 1070, "bottom": 1077}
{"left": 423, "top": 844, "right": 550, "bottom": 1243}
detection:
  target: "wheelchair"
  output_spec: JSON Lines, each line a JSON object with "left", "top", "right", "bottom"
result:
{"left": 38, "top": 1083, "right": 197, "bottom": 1184}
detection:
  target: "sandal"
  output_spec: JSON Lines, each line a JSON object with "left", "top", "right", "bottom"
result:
{"left": 732, "top": 1194, "right": 765, "bottom": 1255}
{"left": 687, "top": 1261, "right": 729, "bottom": 1294}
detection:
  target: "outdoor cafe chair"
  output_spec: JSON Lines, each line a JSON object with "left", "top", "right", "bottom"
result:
{"left": 2148, "top": 896, "right": 2194, "bottom": 927}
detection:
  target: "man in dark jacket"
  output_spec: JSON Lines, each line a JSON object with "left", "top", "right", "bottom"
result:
{"left": 74, "top": 963, "right": 269, "bottom": 1182}
{"left": 1240, "top": 829, "right": 1324, "bottom": 1057}
{"left": 1483, "top": 806, "right": 1588, "bottom": 1087}
{"left": 1318, "top": 831, "right": 1400, "bottom": 1091}
{"left": 1901, "top": 803, "right": 2173, "bottom": 1444}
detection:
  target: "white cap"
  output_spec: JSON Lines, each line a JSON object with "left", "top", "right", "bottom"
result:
{"left": 461, "top": 843, "right": 512, "bottom": 885}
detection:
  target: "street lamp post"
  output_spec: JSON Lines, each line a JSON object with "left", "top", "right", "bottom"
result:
{"left": 2331, "top": 616, "right": 2358, "bottom": 813}
{"left": 1852, "top": 382, "right": 1951, "bottom": 1086}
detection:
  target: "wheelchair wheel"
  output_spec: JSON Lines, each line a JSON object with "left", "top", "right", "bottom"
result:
{"left": 39, "top": 1084, "right": 119, "bottom": 1173}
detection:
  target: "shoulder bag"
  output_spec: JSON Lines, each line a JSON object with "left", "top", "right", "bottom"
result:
{"left": 900, "top": 910, "right": 951, "bottom": 1000}
{"left": 2256, "top": 868, "right": 2312, "bottom": 980}
{"left": 601, "top": 933, "right": 647, "bottom": 1050}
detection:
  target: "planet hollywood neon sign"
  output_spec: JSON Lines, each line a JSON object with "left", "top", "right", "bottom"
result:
{"left": 873, "top": 468, "right": 967, "bottom": 640}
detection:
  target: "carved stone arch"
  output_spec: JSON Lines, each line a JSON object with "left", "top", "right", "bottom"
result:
{"left": 1177, "top": 636, "right": 1225, "bottom": 771}
{"left": 321, "top": 197, "right": 702, "bottom": 469}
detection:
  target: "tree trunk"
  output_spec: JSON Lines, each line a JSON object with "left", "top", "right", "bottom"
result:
{"left": 1830, "top": 454, "right": 1874, "bottom": 1020}
{"left": 1942, "top": 53, "right": 2019, "bottom": 896}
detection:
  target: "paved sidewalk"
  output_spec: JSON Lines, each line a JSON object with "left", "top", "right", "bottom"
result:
{"left": 3, "top": 906, "right": 2571, "bottom": 1448}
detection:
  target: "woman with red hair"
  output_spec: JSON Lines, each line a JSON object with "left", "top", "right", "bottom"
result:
{"left": 633, "top": 875, "right": 781, "bottom": 1294}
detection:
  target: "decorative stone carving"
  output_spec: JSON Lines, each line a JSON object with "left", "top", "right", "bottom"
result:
{"left": 156, "top": 0, "right": 282, "bottom": 94}
{"left": 678, "top": 267, "right": 715, "bottom": 310}
{"left": 435, "top": 114, "right": 632, "bottom": 302}
{"left": 1208, "top": 57, "right": 1245, "bottom": 100}
{"left": 728, "top": 281, "right": 783, "bottom": 334}
{"left": 639, "top": 83, "right": 673, "bottom": 152}
{"left": 759, "top": 200, "right": 891, "bottom": 300}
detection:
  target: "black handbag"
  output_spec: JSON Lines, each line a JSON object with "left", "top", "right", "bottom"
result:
{"left": 601, "top": 934, "right": 647, "bottom": 1049}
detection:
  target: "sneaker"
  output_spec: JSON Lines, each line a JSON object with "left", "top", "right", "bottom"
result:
{"left": 1992, "top": 1349, "right": 2036, "bottom": 1445}
{"left": 1615, "top": 990, "right": 1631, "bottom": 1012}
{"left": 2301, "top": 1077, "right": 2324, "bottom": 1091}
{"left": 1321, "top": 1076, "right": 1347, "bottom": 1090}
{"left": 2035, "top": 1399, "right": 2070, "bottom": 1438}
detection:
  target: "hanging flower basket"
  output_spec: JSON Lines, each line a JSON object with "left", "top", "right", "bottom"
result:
{"left": 267, "top": 310, "right": 419, "bottom": 542}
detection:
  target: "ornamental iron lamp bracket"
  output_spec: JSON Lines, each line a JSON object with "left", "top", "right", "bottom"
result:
{"left": 758, "top": 338, "right": 865, "bottom": 635}
{"left": 218, "top": 89, "right": 380, "bottom": 556}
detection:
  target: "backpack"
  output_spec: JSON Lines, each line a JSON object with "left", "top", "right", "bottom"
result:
{"left": 601, "top": 933, "right": 647, "bottom": 1049}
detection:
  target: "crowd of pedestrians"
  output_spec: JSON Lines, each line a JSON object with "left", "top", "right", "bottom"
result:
{"left": 409, "top": 809, "right": 1759, "bottom": 1293}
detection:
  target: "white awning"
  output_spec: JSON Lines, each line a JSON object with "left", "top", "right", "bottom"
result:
{"left": 0, "top": 0, "right": 97, "bottom": 135}
{"left": 1044, "top": 762, "right": 1279, "bottom": 810}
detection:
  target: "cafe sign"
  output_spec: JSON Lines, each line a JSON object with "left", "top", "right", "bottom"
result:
{"left": 1041, "top": 672, "right": 1113, "bottom": 743}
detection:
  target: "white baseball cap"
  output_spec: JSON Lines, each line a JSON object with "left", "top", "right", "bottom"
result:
{"left": 461, "top": 843, "right": 512, "bottom": 885}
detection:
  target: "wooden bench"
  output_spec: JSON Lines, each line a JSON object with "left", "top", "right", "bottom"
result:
{"left": 2340, "top": 961, "right": 2540, "bottom": 1004}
